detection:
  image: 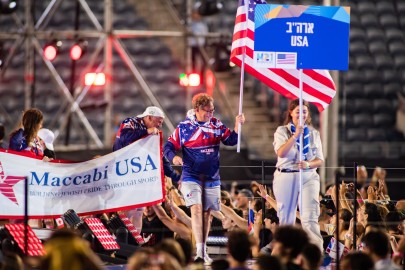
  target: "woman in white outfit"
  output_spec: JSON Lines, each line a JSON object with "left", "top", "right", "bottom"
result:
{"left": 272, "top": 99, "right": 324, "bottom": 251}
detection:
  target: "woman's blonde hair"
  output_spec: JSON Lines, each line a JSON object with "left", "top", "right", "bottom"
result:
{"left": 40, "top": 230, "right": 104, "bottom": 270}
{"left": 127, "top": 249, "right": 183, "bottom": 270}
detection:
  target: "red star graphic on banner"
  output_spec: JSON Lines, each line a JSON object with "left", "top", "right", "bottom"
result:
{"left": 0, "top": 161, "right": 26, "bottom": 205}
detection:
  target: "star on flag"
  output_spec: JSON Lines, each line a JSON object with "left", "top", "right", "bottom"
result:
{"left": 0, "top": 162, "right": 26, "bottom": 205}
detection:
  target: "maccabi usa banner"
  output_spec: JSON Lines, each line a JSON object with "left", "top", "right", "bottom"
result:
{"left": 0, "top": 134, "right": 165, "bottom": 218}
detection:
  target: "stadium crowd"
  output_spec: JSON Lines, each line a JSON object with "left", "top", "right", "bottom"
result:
{"left": 0, "top": 104, "right": 404, "bottom": 270}
{"left": 0, "top": 163, "right": 404, "bottom": 270}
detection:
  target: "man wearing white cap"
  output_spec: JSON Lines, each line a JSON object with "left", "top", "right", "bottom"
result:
{"left": 113, "top": 106, "right": 180, "bottom": 182}
{"left": 113, "top": 106, "right": 180, "bottom": 237}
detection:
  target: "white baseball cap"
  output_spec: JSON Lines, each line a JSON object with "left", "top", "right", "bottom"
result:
{"left": 37, "top": 128, "right": 55, "bottom": 151}
{"left": 137, "top": 106, "right": 165, "bottom": 118}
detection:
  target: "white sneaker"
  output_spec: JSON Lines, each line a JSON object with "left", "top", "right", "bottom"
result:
{"left": 203, "top": 253, "right": 213, "bottom": 264}
{"left": 194, "top": 254, "right": 204, "bottom": 263}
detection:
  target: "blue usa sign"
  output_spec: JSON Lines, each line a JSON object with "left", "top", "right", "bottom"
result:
{"left": 253, "top": 4, "right": 350, "bottom": 70}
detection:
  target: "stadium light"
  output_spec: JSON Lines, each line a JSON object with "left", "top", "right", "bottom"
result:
{"left": 70, "top": 40, "right": 87, "bottom": 61}
{"left": 83, "top": 218, "right": 120, "bottom": 251}
{"left": 43, "top": 40, "right": 62, "bottom": 61}
{"left": 188, "top": 73, "right": 201, "bottom": 87}
{"left": 0, "top": 0, "right": 18, "bottom": 14}
{"left": 108, "top": 213, "right": 145, "bottom": 246}
{"left": 84, "top": 72, "right": 106, "bottom": 86}
{"left": 179, "top": 73, "right": 188, "bottom": 87}
{"left": 62, "top": 209, "right": 120, "bottom": 252}
{"left": 0, "top": 224, "right": 45, "bottom": 256}
{"left": 179, "top": 72, "right": 201, "bottom": 87}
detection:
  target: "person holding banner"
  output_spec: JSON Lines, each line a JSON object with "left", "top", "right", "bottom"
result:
{"left": 113, "top": 106, "right": 180, "bottom": 182}
{"left": 9, "top": 108, "right": 46, "bottom": 158}
{"left": 113, "top": 106, "right": 180, "bottom": 231}
{"left": 272, "top": 99, "right": 324, "bottom": 251}
{"left": 164, "top": 93, "right": 245, "bottom": 263}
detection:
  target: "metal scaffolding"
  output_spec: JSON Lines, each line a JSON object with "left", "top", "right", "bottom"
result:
{"left": 0, "top": 0, "right": 192, "bottom": 149}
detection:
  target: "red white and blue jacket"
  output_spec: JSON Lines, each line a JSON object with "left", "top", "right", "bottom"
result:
{"left": 9, "top": 128, "right": 44, "bottom": 157}
{"left": 164, "top": 110, "right": 238, "bottom": 187}
{"left": 113, "top": 117, "right": 180, "bottom": 182}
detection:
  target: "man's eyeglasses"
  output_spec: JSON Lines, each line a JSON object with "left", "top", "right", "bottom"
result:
{"left": 200, "top": 108, "right": 215, "bottom": 114}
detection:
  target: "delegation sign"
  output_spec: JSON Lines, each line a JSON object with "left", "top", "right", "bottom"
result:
{"left": 253, "top": 4, "right": 350, "bottom": 70}
{"left": 0, "top": 134, "right": 165, "bottom": 218}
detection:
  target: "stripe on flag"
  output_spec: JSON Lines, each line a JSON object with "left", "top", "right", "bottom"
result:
{"left": 230, "top": 0, "right": 336, "bottom": 112}
{"left": 277, "top": 53, "right": 296, "bottom": 65}
{"left": 248, "top": 202, "right": 255, "bottom": 235}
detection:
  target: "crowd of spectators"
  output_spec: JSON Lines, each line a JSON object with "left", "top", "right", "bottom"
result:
{"left": 0, "top": 110, "right": 404, "bottom": 270}
{"left": 0, "top": 164, "right": 403, "bottom": 270}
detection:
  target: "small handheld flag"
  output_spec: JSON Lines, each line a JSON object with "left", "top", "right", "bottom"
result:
{"left": 248, "top": 201, "right": 255, "bottom": 234}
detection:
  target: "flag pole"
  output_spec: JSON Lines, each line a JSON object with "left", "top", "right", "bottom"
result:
{"left": 237, "top": 0, "right": 249, "bottom": 153}
{"left": 299, "top": 68, "right": 304, "bottom": 218}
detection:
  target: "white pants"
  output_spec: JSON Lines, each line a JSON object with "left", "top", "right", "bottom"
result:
{"left": 273, "top": 170, "right": 323, "bottom": 251}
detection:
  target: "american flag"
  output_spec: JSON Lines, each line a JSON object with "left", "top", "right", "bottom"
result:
{"left": 277, "top": 53, "right": 296, "bottom": 65}
{"left": 230, "top": 0, "right": 336, "bottom": 112}
{"left": 326, "top": 237, "right": 350, "bottom": 259}
{"left": 248, "top": 202, "right": 255, "bottom": 235}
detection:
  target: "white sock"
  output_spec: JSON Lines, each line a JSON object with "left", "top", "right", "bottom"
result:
{"left": 196, "top": 243, "right": 204, "bottom": 257}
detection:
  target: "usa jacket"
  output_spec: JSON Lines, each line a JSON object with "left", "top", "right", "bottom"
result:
{"left": 9, "top": 128, "right": 44, "bottom": 157}
{"left": 164, "top": 110, "right": 238, "bottom": 187}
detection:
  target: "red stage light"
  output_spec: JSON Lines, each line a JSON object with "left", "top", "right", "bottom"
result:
{"left": 70, "top": 44, "right": 83, "bottom": 61}
{"left": 206, "top": 69, "right": 215, "bottom": 96}
{"left": 43, "top": 40, "right": 61, "bottom": 61}
{"left": 4, "top": 224, "right": 45, "bottom": 256}
{"left": 70, "top": 40, "right": 87, "bottom": 61}
{"left": 83, "top": 218, "right": 120, "bottom": 251}
{"left": 43, "top": 45, "right": 57, "bottom": 61}
{"left": 118, "top": 214, "right": 144, "bottom": 244}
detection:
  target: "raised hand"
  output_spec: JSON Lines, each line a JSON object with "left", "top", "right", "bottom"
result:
{"left": 172, "top": 155, "right": 183, "bottom": 166}
{"left": 147, "top": 127, "right": 159, "bottom": 135}
{"left": 367, "top": 186, "right": 377, "bottom": 203}
{"left": 257, "top": 184, "right": 268, "bottom": 199}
